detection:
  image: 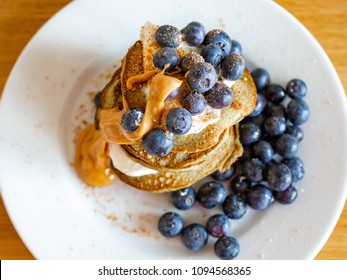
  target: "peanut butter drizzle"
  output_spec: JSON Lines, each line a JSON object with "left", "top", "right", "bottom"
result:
{"left": 99, "top": 72, "right": 182, "bottom": 145}
{"left": 74, "top": 125, "right": 116, "bottom": 186}
{"left": 126, "top": 69, "right": 158, "bottom": 90}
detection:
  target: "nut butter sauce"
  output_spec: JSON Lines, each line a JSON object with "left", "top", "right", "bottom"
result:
{"left": 74, "top": 70, "right": 182, "bottom": 186}
{"left": 74, "top": 124, "right": 116, "bottom": 186}
{"left": 99, "top": 71, "right": 182, "bottom": 144}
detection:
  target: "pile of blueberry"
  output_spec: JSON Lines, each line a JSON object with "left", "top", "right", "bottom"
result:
{"left": 158, "top": 180, "right": 241, "bottom": 260}
{"left": 121, "top": 21, "right": 246, "bottom": 158}
{"left": 157, "top": 67, "right": 309, "bottom": 259}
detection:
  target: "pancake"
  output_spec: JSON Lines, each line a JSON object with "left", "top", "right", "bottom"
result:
{"left": 92, "top": 22, "right": 256, "bottom": 192}
{"left": 122, "top": 128, "right": 230, "bottom": 170}
{"left": 114, "top": 126, "right": 243, "bottom": 192}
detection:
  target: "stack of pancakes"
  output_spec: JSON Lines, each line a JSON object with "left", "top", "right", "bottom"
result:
{"left": 95, "top": 22, "right": 256, "bottom": 192}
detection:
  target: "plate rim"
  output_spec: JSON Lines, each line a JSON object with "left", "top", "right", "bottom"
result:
{"left": 1, "top": 0, "right": 347, "bottom": 260}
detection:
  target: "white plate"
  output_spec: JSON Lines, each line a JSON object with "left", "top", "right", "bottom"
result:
{"left": 1, "top": 0, "right": 347, "bottom": 260}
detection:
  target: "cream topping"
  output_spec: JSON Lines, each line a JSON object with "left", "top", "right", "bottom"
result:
{"left": 187, "top": 106, "right": 221, "bottom": 135}
{"left": 221, "top": 77, "right": 236, "bottom": 88}
{"left": 109, "top": 143, "right": 157, "bottom": 177}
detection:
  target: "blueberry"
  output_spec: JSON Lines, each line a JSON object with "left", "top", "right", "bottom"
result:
{"left": 203, "top": 29, "right": 232, "bottom": 57}
{"left": 220, "top": 54, "right": 245, "bottom": 81}
{"left": 287, "top": 99, "right": 310, "bottom": 125}
{"left": 263, "top": 159, "right": 278, "bottom": 178}
{"left": 249, "top": 94, "right": 267, "bottom": 117}
{"left": 251, "top": 68, "right": 270, "bottom": 91}
{"left": 211, "top": 166, "right": 235, "bottom": 181}
{"left": 197, "top": 181, "right": 227, "bottom": 209}
{"left": 282, "top": 157, "right": 305, "bottom": 182}
{"left": 230, "top": 40, "right": 242, "bottom": 55}
{"left": 153, "top": 47, "right": 180, "bottom": 72}
{"left": 275, "top": 134, "right": 298, "bottom": 158}
{"left": 171, "top": 186, "right": 196, "bottom": 210}
{"left": 265, "top": 103, "right": 286, "bottom": 119}
{"left": 230, "top": 175, "right": 251, "bottom": 194}
{"left": 94, "top": 91, "right": 101, "bottom": 108}
{"left": 285, "top": 125, "right": 304, "bottom": 143}
{"left": 142, "top": 128, "right": 174, "bottom": 157}
{"left": 223, "top": 194, "right": 247, "bottom": 219}
{"left": 182, "top": 21, "right": 206, "bottom": 46}
{"left": 206, "top": 214, "right": 231, "bottom": 238}
{"left": 158, "top": 212, "right": 184, "bottom": 237}
{"left": 265, "top": 84, "right": 286, "bottom": 103}
{"left": 239, "top": 122, "right": 261, "bottom": 145}
{"left": 181, "top": 223, "right": 208, "bottom": 251}
{"left": 252, "top": 140, "right": 274, "bottom": 163}
{"left": 242, "top": 158, "right": 264, "bottom": 183}
{"left": 273, "top": 184, "right": 298, "bottom": 204}
{"left": 214, "top": 236, "right": 240, "bottom": 260}
{"left": 155, "top": 25, "right": 182, "bottom": 48}
{"left": 166, "top": 108, "right": 192, "bottom": 135}
{"left": 266, "top": 163, "right": 292, "bottom": 191}
{"left": 166, "top": 88, "right": 180, "bottom": 100}
{"left": 238, "top": 146, "right": 252, "bottom": 162}
{"left": 242, "top": 114, "right": 266, "bottom": 128}
{"left": 263, "top": 135, "right": 278, "bottom": 149}
{"left": 246, "top": 184, "right": 273, "bottom": 210}
{"left": 121, "top": 108, "right": 144, "bottom": 132}
{"left": 286, "top": 79, "right": 307, "bottom": 99}
{"left": 204, "top": 82, "right": 234, "bottom": 109}
{"left": 180, "top": 52, "right": 204, "bottom": 73}
{"left": 187, "top": 62, "right": 217, "bottom": 93}
{"left": 263, "top": 116, "right": 286, "bottom": 137}
{"left": 182, "top": 91, "right": 207, "bottom": 115}
{"left": 200, "top": 44, "right": 223, "bottom": 67}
